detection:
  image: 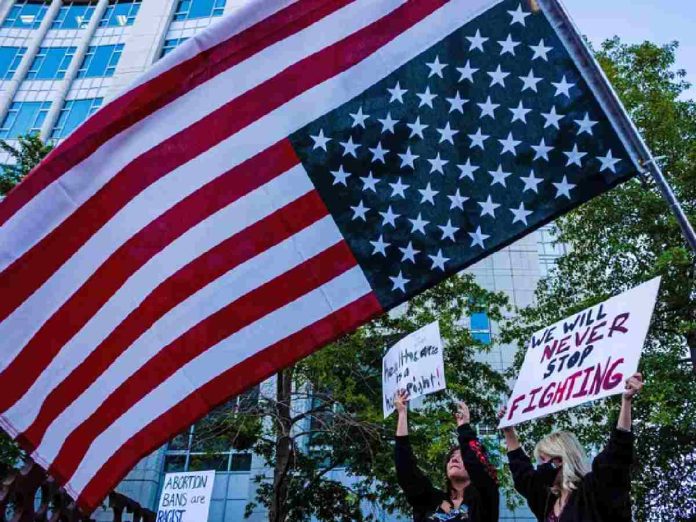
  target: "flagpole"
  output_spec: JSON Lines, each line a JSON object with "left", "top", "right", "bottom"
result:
{"left": 641, "top": 159, "right": 696, "bottom": 255}
{"left": 540, "top": 0, "right": 696, "bottom": 256}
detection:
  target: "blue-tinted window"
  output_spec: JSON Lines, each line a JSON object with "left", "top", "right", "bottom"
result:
{"left": 0, "top": 47, "right": 27, "bottom": 80}
{"left": 470, "top": 312, "right": 489, "bottom": 331}
{"left": 472, "top": 332, "right": 492, "bottom": 345}
{"left": 173, "top": 0, "right": 226, "bottom": 21}
{"left": 2, "top": 2, "right": 49, "bottom": 29}
{"left": 160, "top": 37, "right": 189, "bottom": 58}
{"left": 470, "top": 312, "right": 491, "bottom": 345}
{"left": 51, "top": 97, "right": 103, "bottom": 139}
{"left": 26, "top": 46, "right": 76, "bottom": 80}
{"left": 77, "top": 44, "right": 124, "bottom": 78}
{"left": 51, "top": 3, "right": 96, "bottom": 29}
{"left": 99, "top": 0, "right": 141, "bottom": 27}
{"left": 0, "top": 101, "right": 51, "bottom": 139}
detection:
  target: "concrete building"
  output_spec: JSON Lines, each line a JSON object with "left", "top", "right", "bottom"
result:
{"left": 0, "top": 1, "right": 568, "bottom": 520}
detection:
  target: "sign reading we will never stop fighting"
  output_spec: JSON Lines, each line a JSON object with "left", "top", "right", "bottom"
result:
{"left": 500, "top": 277, "right": 661, "bottom": 428}
{"left": 156, "top": 470, "right": 215, "bottom": 522}
{"left": 383, "top": 321, "right": 445, "bottom": 418}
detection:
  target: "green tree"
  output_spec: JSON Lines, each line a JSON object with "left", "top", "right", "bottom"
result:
{"left": 501, "top": 38, "right": 695, "bottom": 522}
{"left": 0, "top": 134, "right": 53, "bottom": 466}
{"left": 206, "top": 273, "right": 510, "bottom": 522}
{"left": 0, "top": 134, "right": 53, "bottom": 195}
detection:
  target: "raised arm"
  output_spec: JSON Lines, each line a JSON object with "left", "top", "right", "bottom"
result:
{"left": 497, "top": 406, "right": 554, "bottom": 519}
{"left": 497, "top": 406, "right": 521, "bottom": 452}
{"left": 616, "top": 372, "right": 642, "bottom": 431}
{"left": 394, "top": 390, "right": 440, "bottom": 509}
{"left": 590, "top": 373, "right": 642, "bottom": 517}
{"left": 455, "top": 402, "right": 499, "bottom": 522}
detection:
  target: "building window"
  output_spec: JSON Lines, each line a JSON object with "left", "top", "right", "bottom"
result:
{"left": 51, "top": 98, "right": 103, "bottom": 139}
{"left": 2, "top": 1, "right": 49, "bottom": 29}
{"left": 26, "top": 46, "right": 76, "bottom": 80}
{"left": 76, "top": 44, "right": 124, "bottom": 78}
{"left": 470, "top": 312, "right": 491, "bottom": 345}
{"left": 99, "top": 0, "right": 141, "bottom": 27}
{"left": 51, "top": 2, "right": 97, "bottom": 30}
{"left": 0, "top": 101, "right": 51, "bottom": 139}
{"left": 160, "top": 37, "right": 189, "bottom": 57}
{"left": 163, "top": 387, "right": 259, "bottom": 474}
{"left": 173, "top": 0, "right": 226, "bottom": 21}
{"left": 0, "top": 47, "right": 27, "bottom": 80}
{"left": 537, "top": 225, "right": 568, "bottom": 277}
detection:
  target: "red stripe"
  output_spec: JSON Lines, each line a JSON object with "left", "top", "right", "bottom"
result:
{"left": 18, "top": 190, "right": 328, "bottom": 451}
{"left": 49, "top": 241, "right": 358, "bottom": 481}
{"left": 76, "top": 293, "right": 382, "bottom": 511}
{"left": 0, "top": 0, "right": 354, "bottom": 226}
{"left": 0, "top": 140, "right": 298, "bottom": 414}
{"left": 0, "top": 0, "right": 445, "bottom": 325}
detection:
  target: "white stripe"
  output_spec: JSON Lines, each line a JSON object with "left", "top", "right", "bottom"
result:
{"left": 69, "top": 265, "right": 371, "bottom": 495}
{"left": 2, "top": 165, "right": 313, "bottom": 433}
{"left": 0, "top": 0, "right": 497, "bottom": 374}
{"left": 0, "top": 0, "right": 406, "bottom": 271}
{"left": 127, "top": 0, "right": 296, "bottom": 91}
{"left": 32, "top": 215, "right": 344, "bottom": 465}
{"left": 0, "top": 160, "right": 314, "bottom": 376}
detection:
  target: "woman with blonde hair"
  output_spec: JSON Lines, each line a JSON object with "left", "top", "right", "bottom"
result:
{"left": 499, "top": 372, "right": 643, "bottom": 521}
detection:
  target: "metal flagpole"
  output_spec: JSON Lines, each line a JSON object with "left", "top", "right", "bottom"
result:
{"left": 641, "top": 158, "right": 696, "bottom": 255}
{"left": 541, "top": 0, "right": 696, "bottom": 256}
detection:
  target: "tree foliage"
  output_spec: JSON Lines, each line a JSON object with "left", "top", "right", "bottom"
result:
{"left": 501, "top": 38, "right": 695, "bottom": 522}
{"left": 207, "top": 274, "right": 510, "bottom": 522}
{"left": 0, "top": 134, "right": 52, "bottom": 466}
{"left": 0, "top": 134, "right": 53, "bottom": 195}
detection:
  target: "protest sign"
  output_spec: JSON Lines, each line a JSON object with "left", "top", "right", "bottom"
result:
{"left": 499, "top": 277, "right": 660, "bottom": 428}
{"left": 383, "top": 321, "right": 446, "bottom": 418}
{"left": 156, "top": 470, "right": 215, "bottom": 522}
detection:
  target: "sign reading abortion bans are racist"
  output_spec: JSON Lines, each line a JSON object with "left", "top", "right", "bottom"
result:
{"left": 383, "top": 321, "right": 446, "bottom": 418}
{"left": 156, "top": 470, "right": 215, "bottom": 522}
{"left": 499, "top": 277, "right": 661, "bottom": 428}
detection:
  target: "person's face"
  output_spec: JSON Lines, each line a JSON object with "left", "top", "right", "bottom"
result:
{"left": 539, "top": 452, "right": 563, "bottom": 469}
{"left": 446, "top": 449, "right": 470, "bottom": 480}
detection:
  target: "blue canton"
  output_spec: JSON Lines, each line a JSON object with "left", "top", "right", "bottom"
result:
{"left": 290, "top": 0, "right": 635, "bottom": 309}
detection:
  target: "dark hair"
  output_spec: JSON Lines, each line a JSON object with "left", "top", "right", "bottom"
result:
{"left": 443, "top": 441, "right": 499, "bottom": 493}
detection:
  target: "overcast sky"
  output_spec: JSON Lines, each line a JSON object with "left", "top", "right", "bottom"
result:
{"left": 561, "top": 0, "right": 696, "bottom": 100}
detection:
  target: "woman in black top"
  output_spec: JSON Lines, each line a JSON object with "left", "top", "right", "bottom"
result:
{"left": 394, "top": 390, "right": 499, "bottom": 522}
{"left": 499, "top": 372, "right": 643, "bottom": 522}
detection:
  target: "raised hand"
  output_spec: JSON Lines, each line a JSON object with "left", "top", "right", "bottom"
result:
{"left": 394, "top": 389, "right": 409, "bottom": 415}
{"left": 498, "top": 405, "right": 520, "bottom": 450}
{"left": 394, "top": 389, "right": 409, "bottom": 436}
{"left": 622, "top": 372, "right": 643, "bottom": 401}
{"left": 455, "top": 401, "right": 470, "bottom": 427}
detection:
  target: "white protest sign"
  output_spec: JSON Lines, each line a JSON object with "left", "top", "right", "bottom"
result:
{"left": 383, "top": 321, "right": 446, "bottom": 418}
{"left": 156, "top": 470, "right": 215, "bottom": 522}
{"left": 499, "top": 277, "right": 661, "bottom": 428}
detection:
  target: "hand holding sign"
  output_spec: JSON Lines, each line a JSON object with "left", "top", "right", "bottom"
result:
{"left": 454, "top": 402, "right": 470, "bottom": 427}
{"left": 622, "top": 372, "right": 643, "bottom": 401}
{"left": 394, "top": 389, "right": 409, "bottom": 415}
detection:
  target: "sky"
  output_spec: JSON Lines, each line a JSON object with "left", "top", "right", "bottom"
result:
{"left": 561, "top": 0, "right": 696, "bottom": 100}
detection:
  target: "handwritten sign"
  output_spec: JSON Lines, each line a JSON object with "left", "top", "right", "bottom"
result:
{"left": 156, "top": 470, "right": 215, "bottom": 522}
{"left": 499, "top": 277, "right": 660, "bottom": 428}
{"left": 383, "top": 321, "right": 446, "bottom": 418}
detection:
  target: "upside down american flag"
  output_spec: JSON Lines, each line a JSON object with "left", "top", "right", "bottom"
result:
{"left": 0, "top": 0, "right": 647, "bottom": 511}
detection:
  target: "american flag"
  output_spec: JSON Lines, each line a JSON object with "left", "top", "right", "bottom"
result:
{"left": 0, "top": 0, "right": 640, "bottom": 511}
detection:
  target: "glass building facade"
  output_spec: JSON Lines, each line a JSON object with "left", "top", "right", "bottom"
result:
{"left": 0, "top": 1, "right": 569, "bottom": 520}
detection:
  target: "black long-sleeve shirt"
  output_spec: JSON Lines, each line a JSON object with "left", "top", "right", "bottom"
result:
{"left": 394, "top": 424, "right": 499, "bottom": 522}
{"left": 508, "top": 428, "right": 634, "bottom": 522}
